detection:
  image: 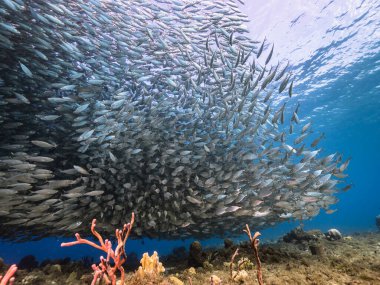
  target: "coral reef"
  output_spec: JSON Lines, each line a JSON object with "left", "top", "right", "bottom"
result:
{"left": 17, "top": 255, "right": 38, "bottom": 271}
{"left": 188, "top": 241, "right": 206, "bottom": 268}
{"left": 61, "top": 212, "right": 135, "bottom": 285}
{"left": 309, "top": 243, "right": 325, "bottom": 256}
{"left": 325, "top": 229, "right": 343, "bottom": 241}
{"left": 224, "top": 239, "right": 234, "bottom": 249}
{"left": 0, "top": 229, "right": 379, "bottom": 284}
{"left": 283, "top": 227, "right": 323, "bottom": 243}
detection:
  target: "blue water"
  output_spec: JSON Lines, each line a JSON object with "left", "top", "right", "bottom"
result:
{"left": 1, "top": 0, "right": 379, "bottom": 265}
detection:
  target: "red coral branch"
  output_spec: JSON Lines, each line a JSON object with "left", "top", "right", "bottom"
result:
{"left": 61, "top": 212, "right": 135, "bottom": 285}
{"left": 0, "top": 264, "right": 17, "bottom": 285}
{"left": 230, "top": 248, "right": 239, "bottom": 279}
{"left": 244, "top": 224, "right": 263, "bottom": 285}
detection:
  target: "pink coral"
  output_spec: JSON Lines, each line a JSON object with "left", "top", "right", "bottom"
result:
{"left": 61, "top": 213, "right": 135, "bottom": 285}
{"left": 0, "top": 264, "right": 17, "bottom": 285}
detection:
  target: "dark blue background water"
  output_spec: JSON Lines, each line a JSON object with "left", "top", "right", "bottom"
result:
{"left": 1, "top": 0, "right": 379, "bottom": 265}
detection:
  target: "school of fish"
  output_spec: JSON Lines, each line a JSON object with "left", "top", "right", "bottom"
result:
{"left": 0, "top": 0, "right": 350, "bottom": 240}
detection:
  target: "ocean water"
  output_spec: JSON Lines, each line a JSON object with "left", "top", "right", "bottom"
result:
{"left": 0, "top": 0, "right": 379, "bottom": 266}
{"left": 243, "top": 0, "right": 380, "bottom": 233}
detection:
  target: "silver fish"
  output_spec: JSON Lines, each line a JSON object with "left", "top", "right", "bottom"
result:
{"left": 0, "top": 0, "right": 349, "bottom": 240}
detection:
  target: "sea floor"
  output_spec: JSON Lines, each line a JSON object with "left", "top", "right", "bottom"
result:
{"left": 1, "top": 230, "right": 380, "bottom": 285}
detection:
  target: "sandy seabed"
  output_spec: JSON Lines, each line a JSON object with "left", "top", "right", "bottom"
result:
{"left": 2, "top": 231, "right": 380, "bottom": 285}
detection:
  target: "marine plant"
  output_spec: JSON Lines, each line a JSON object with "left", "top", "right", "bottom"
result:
{"left": 61, "top": 213, "right": 135, "bottom": 285}
{"left": 244, "top": 224, "right": 263, "bottom": 285}
{"left": 0, "top": 264, "right": 17, "bottom": 285}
